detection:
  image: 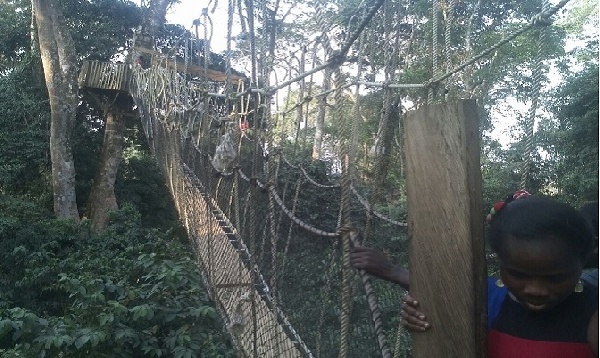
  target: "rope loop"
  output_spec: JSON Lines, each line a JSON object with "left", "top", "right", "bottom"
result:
{"left": 327, "top": 50, "right": 346, "bottom": 68}
{"left": 336, "top": 225, "right": 356, "bottom": 240}
{"left": 265, "top": 180, "right": 277, "bottom": 189}
{"left": 531, "top": 12, "right": 553, "bottom": 27}
{"left": 424, "top": 79, "right": 442, "bottom": 96}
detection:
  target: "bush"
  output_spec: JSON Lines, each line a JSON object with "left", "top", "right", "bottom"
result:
{"left": 0, "top": 198, "right": 235, "bottom": 357}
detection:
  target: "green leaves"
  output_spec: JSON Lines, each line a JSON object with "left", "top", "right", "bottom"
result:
{"left": 131, "top": 304, "right": 155, "bottom": 321}
{"left": 538, "top": 64, "right": 599, "bottom": 205}
{"left": 0, "top": 201, "right": 234, "bottom": 357}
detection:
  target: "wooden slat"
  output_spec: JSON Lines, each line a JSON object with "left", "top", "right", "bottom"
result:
{"left": 404, "top": 99, "right": 487, "bottom": 358}
{"left": 133, "top": 46, "right": 246, "bottom": 84}
{"left": 78, "top": 61, "right": 130, "bottom": 91}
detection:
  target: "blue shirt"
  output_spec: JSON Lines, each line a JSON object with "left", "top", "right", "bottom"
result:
{"left": 487, "top": 274, "right": 599, "bottom": 329}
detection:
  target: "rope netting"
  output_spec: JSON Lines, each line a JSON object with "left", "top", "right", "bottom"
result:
{"left": 120, "top": 0, "right": 572, "bottom": 356}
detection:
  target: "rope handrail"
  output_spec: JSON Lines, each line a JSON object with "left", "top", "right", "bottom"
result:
{"left": 279, "top": 155, "right": 408, "bottom": 228}
{"left": 236, "top": 168, "right": 339, "bottom": 238}
{"left": 279, "top": 155, "right": 341, "bottom": 189}
{"left": 521, "top": 0, "right": 550, "bottom": 190}
{"left": 346, "top": 230, "right": 392, "bottom": 358}
{"left": 351, "top": 187, "right": 408, "bottom": 228}
{"left": 424, "top": 0, "right": 571, "bottom": 88}
{"left": 278, "top": 154, "right": 409, "bottom": 228}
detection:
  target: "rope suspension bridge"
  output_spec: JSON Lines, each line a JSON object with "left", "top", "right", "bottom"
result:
{"left": 78, "top": 0, "right": 569, "bottom": 356}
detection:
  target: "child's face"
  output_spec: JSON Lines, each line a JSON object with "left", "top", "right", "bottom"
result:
{"left": 498, "top": 234, "right": 584, "bottom": 312}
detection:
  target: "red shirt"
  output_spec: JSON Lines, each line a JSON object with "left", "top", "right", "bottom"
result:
{"left": 488, "top": 283, "right": 597, "bottom": 358}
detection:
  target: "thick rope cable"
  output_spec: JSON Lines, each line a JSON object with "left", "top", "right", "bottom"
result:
{"left": 351, "top": 187, "right": 408, "bottom": 228}
{"left": 298, "top": 166, "right": 340, "bottom": 188}
{"left": 426, "top": 0, "right": 571, "bottom": 88}
{"left": 347, "top": 230, "right": 392, "bottom": 358}
{"left": 337, "top": 0, "right": 385, "bottom": 60}
{"left": 224, "top": 0, "right": 235, "bottom": 102}
{"left": 267, "top": 182, "right": 339, "bottom": 237}
{"left": 334, "top": 67, "right": 353, "bottom": 358}
{"left": 444, "top": 0, "right": 455, "bottom": 93}
{"left": 349, "top": 27, "right": 366, "bottom": 169}
{"left": 237, "top": 166, "right": 339, "bottom": 236}
{"left": 280, "top": 155, "right": 410, "bottom": 227}
{"left": 428, "top": 0, "right": 440, "bottom": 104}
{"left": 521, "top": 0, "right": 550, "bottom": 190}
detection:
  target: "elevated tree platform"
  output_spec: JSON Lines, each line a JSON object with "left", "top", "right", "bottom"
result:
{"left": 78, "top": 61, "right": 131, "bottom": 92}
{"left": 78, "top": 47, "right": 246, "bottom": 93}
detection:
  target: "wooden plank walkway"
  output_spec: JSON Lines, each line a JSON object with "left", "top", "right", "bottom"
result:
{"left": 156, "top": 123, "right": 312, "bottom": 358}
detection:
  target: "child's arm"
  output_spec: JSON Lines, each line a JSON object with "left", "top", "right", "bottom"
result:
{"left": 588, "top": 309, "right": 598, "bottom": 356}
{"left": 350, "top": 246, "right": 410, "bottom": 290}
{"left": 401, "top": 293, "right": 430, "bottom": 331}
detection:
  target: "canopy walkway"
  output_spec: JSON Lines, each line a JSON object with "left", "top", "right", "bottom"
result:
{"left": 79, "top": 57, "right": 314, "bottom": 357}
{"left": 77, "top": 0, "right": 570, "bottom": 356}
{"left": 78, "top": 49, "right": 403, "bottom": 357}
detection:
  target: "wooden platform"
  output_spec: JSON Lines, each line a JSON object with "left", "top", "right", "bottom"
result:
{"left": 78, "top": 61, "right": 130, "bottom": 91}
{"left": 77, "top": 44, "right": 247, "bottom": 93}
{"left": 132, "top": 46, "right": 246, "bottom": 84}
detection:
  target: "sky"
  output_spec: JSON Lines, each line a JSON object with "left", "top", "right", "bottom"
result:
{"left": 165, "top": 0, "right": 233, "bottom": 53}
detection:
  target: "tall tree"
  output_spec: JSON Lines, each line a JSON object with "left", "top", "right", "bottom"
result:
{"left": 86, "top": 102, "right": 128, "bottom": 230}
{"left": 85, "top": 0, "right": 174, "bottom": 230}
{"left": 32, "top": 0, "right": 79, "bottom": 220}
{"left": 539, "top": 64, "right": 599, "bottom": 205}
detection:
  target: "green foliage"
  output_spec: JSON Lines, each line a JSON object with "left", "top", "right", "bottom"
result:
{"left": 557, "top": 0, "right": 598, "bottom": 37}
{"left": 59, "top": 0, "right": 142, "bottom": 61}
{"left": 0, "top": 197, "right": 235, "bottom": 357}
{"left": 538, "top": 64, "right": 599, "bottom": 206}
{"left": 0, "top": 0, "right": 31, "bottom": 67}
{"left": 116, "top": 143, "right": 181, "bottom": 230}
{"left": 0, "top": 59, "right": 51, "bottom": 201}
{"left": 72, "top": 104, "right": 106, "bottom": 214}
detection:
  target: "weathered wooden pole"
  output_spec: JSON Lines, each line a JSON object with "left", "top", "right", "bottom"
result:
{"left": 404, "top": 99, "right": 487, "bottom": 357}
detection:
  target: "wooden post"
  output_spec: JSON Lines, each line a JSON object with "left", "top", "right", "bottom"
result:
{"left": 404, "top": 99, "right": 487, "bottom": 357}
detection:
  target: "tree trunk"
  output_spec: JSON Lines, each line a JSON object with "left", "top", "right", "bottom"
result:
{"left": 87, "top": 112, "right": 126, "bottom": 231}
{"left": 32, "top": 0, "right": 79, "bottom": 221}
